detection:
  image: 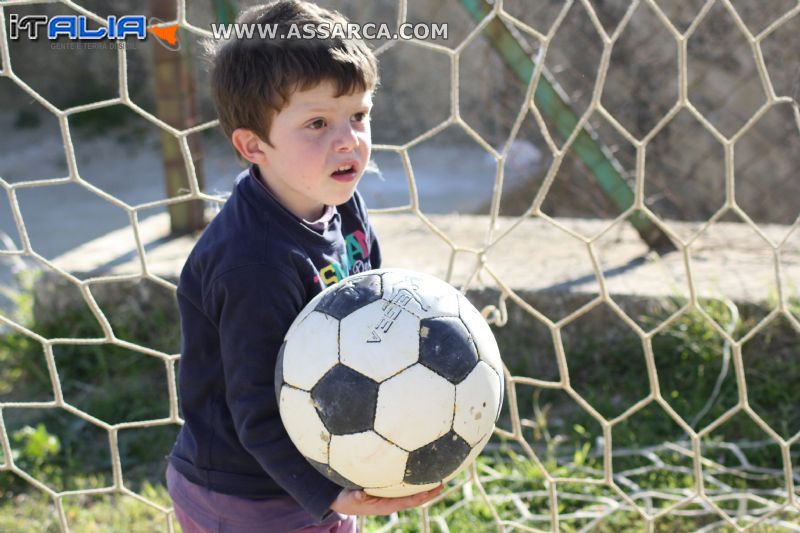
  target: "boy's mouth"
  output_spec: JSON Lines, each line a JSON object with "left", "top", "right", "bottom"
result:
{"left": 330, "top": 161, "right": 359, "bottom": 183}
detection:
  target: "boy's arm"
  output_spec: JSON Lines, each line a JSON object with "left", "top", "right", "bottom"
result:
{"left": 368, "top": 226, "right": 381, "bottom": 269}
{"left": 207, "top": 264, "right": 342, "bottom": 520}
{"left": 353, "top": 190, "right": 381, "bottom": 269}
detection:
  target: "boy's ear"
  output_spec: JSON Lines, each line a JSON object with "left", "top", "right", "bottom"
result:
{"left": 231, "top": 128, "right": 268, "bottom": 165}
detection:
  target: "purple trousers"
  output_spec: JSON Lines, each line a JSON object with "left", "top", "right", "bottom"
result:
{"left": 166, "top": 464, "right": 357, "bottom": 532}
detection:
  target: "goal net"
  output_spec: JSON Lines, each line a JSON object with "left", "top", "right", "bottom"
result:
{"left": 0, "top": 0, "right": 798, "bottom": 531}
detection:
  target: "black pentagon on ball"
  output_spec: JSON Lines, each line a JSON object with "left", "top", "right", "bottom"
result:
{"left": 306, "top": 457, "right": 362, "bottom": 490}
{"left": 315, "top": 274, "right": 382, "bottom": 319}
{"left": 419, "top": 317, "right": 479, "bottom": 384}
{"left": 311, "top": 364, "right": 379, "bottom": 434}
{"left": 404, "top": 431, "right": 471, "bottom": 484}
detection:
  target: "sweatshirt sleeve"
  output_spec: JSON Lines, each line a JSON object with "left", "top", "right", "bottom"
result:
{"left": 353, "top": 190, "right": 381, "bottom": 269}
{"left": 205, "top": 264, "right": 343, "bottom": 520}
{"left": 365, "top": 216, "right": 381, "bottom": 270}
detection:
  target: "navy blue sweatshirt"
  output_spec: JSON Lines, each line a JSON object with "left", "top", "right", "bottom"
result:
{"left": 169, "top": 166, "right": 381, "bottom": 519}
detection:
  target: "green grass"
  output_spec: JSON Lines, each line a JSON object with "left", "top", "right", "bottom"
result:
{"left": 0, "top": 272, "right": 180, "bottom": 498}
{"left": 1, "top": 272, "right": 798, "bottom": 530}
{"left": 0, "top": 482, "right": 175, "bottom": 532}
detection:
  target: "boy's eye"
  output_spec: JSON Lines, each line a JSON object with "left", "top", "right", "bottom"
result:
{"left": 308, "top": 119, "right": 326, "bottom": 130}
{"left": 352, "top": 112, "right": 369, "bottom": 123}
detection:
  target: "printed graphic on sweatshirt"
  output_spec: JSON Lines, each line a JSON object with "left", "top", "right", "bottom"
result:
{"left": 313, "top": 229, "right": 372, "bottom": 287}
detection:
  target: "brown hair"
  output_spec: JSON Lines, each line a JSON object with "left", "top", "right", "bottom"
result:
{"left": 207, "top": 0, "right": 380, "bottom": 146}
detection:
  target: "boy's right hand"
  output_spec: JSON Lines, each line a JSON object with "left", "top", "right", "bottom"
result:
{"left": 330, "top": 484, "right": 443, "bottom": 516}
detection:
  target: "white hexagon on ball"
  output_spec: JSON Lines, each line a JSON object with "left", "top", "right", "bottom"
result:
{"left": 374, "top": 364, "right": 455, "bottom": 451}
{"left": 329, "top": 432, "right": 407, "bottom": 488}
{"left": 381, "top": 269, "right": 459, "bottom": 319}
{"left": 453, "top": 361, "right": 503, "bottom": 446}
{"left": 282, "top": 311, "right": 340, "bottom": 390}
{"left": 279, "top": 387, "right": 330, "bottom": 464}
{"left": 340, "top": 300, "right": 420, "bottom": 381}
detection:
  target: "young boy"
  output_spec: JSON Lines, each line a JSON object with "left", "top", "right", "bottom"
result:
{"left": 166, "top": 1, "right": 442, "bottom": 531}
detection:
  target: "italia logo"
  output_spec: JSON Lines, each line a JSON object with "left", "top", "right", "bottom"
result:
{"left": 147, "top": 17, "right": 180, "bottom": 51}
{"left": 8, "top": 14, "right": 180, "bottom": 51}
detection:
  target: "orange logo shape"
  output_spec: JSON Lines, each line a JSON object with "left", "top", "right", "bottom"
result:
{"left": 147, "top": 18, "right": 180, "bottom": 50}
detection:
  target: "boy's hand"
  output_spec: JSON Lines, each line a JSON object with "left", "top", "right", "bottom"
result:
{"left": 330, "top": 484, "right": 443, "bottom": 516}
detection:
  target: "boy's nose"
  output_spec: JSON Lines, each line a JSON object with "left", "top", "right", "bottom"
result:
{"left": 333, "top": 124, "right": 359, "bottom": 151}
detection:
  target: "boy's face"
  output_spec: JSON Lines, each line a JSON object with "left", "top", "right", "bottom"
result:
{"left": 254, "top": 81, "right": 373, "bottom": 220}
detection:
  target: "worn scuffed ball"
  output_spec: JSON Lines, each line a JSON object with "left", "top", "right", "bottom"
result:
{"left": 275, "top": 268, "right": 504, "bottom": 497}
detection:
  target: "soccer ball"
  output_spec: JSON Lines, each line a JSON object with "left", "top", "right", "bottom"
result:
{"left": 275, "top": 268, "right": 504, "bottom": 497}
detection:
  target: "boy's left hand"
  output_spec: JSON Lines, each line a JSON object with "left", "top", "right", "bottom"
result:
{"left": 330, "top": 484, "right": 443, "bottom": 516}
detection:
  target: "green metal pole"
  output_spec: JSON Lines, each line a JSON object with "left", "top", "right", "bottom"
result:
{"left": 210, "top": 0, "right": 238, "bottom": 25}
{"left": 460, "top": 0, "right": 672, "bottom": 251}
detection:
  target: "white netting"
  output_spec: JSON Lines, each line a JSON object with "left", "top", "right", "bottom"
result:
{"left": 1, "top": 0, "right": 799, "bottom": 531}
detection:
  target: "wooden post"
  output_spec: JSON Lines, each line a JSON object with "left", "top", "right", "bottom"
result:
{"left": 148, "top": 0, "right": 206, "bottom": 235}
